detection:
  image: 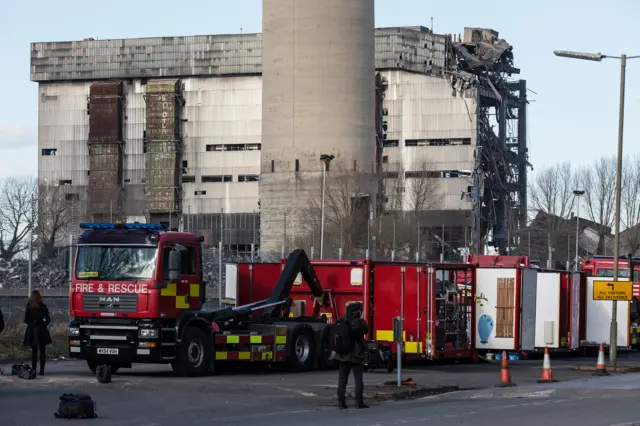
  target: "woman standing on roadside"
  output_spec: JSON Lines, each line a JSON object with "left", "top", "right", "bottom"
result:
{"left": 23, "top": 290, "right": 52, "bottom": 376}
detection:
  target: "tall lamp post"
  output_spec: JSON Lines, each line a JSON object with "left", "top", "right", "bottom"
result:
{"left": 573, "top": 190, "right": 585, "bottom": 273}
{"left": 319, "top": 154, "right": 335, "bottom": 260}
{"left": 554, "top": 50, "right": 640, "bottom": 368}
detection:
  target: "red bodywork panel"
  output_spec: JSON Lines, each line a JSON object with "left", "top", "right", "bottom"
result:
{"left": 468, "top": 254, "right": 531, "bottom": 268}
{"left": 70, "top": 231, "right": 202, "bottom": 319}
{"left": 237, "top": 260, "right": 369, "bottom": 326}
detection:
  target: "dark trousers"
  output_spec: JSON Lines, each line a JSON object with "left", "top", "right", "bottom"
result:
{"left": 31, "top": 344, "right": 46, "bottom": 373}
{"left": 337, "top": 361, "right": 364, "bottom": 405}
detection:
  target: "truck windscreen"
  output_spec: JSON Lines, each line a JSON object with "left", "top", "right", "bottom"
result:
{"left": 76, "top": 246, "right": 158, "bottom": 280}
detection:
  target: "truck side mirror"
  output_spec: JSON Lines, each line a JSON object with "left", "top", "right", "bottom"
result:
{"left": 168, "top": 250, "right": 181, "bottom": 281}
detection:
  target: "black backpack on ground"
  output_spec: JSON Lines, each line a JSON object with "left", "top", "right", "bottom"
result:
{"left": 14, "top": 364, "right": 36, "bottom": 380}
{"left": 331, "top": 317, "right": 353, "bottom": 355}
{"left": 54, "top": 393, "right": 98, "bottom": 419}
{"left": 96, "top": 364, "right": 112, "bottom": 384}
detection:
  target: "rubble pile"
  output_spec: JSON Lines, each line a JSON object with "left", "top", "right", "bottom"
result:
{"left": 0, "top": 253, "right": 262, "bottom": 291}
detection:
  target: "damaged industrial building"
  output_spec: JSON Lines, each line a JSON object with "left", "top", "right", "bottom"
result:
{"left": 31, "top": 22, "right": 528, "bottom": 258}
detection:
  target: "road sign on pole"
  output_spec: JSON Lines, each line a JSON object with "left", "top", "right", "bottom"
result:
{"left": 593, "top": 280, "right": 633, "bottom": 301}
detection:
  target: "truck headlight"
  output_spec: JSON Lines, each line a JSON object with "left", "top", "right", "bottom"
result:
{"left": 69, "top": 327, "right": 80, "bottom": 337}
{"left": 138, "top": 328, "right": 159, "bottom": 339}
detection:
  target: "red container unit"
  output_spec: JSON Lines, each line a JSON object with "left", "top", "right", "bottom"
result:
{"left": 233, "top": 259, "right": 477, "bottom": 363}
{"left": 372, "top": 262, "right": 476, "bottom": 362}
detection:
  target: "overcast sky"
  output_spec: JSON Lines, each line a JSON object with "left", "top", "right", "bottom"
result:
{"left": 0, "top": 0, "right": 638, "bottom": 180}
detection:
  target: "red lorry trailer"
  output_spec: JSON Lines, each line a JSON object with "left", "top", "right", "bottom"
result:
{"left": 68, "top": 223, "right": 336, "bottom": 376}
{"left": 231, "top": 259, "right": 477, "bottom": 371}
{"left": 468, "top": 255, "right": 582, "bottom": 354}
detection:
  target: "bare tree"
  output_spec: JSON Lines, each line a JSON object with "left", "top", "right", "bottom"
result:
{"left": 294, "top": 168, "right": 376, "bottom": 258}
{"left": 294, "top": 160, "right": 443, "bottom": 260}
{"left": 36, "top": 183, "right": 72, "bottom": 259}
{"left": 622, "top": 154, "right": 640, "bottom": 255}
{"left": 0, "top": 177, "right": 36, "bottom": 261}
{"left": 579, "top": 157, "right": 617, "bottom": 254}
{"left": 528, "top": 162, "right": 578, "bottom": 263}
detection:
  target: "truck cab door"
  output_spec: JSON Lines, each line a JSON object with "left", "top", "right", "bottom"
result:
{"left": 160, "top": 244, "right": 201, "bottom": 313}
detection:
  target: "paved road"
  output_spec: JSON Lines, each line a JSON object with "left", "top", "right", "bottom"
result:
{"left": 2, "top": 358, "right": 640, "bottom": 425}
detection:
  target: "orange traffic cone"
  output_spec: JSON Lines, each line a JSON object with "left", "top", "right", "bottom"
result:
{"left": 537, "top": 346, "right": 558, "bottom": 383}
{"left": 594, "top": 343, "right": 609, "bottom": 376}
{"left": 496, "top": 351, "right": 516, "bottom": 387}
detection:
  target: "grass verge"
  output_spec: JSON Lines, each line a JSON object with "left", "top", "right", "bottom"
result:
{"left": 0, "top": 323, "right": 68, "bottom": 360}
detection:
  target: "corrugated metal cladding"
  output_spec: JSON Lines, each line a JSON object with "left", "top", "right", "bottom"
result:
{"left": 379, "top": 70, "right": 477, "bottom": 212}
{"left": 30, "top": 27, "right": 448, "bottom": 82}
{"left": 144, "top": 79, "right": 182, "bottom": 216}
{"left": 87, "top": 81, "right": 124, "bottom": 219}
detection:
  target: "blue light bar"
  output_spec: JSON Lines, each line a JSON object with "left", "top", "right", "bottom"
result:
{"left": 79, "top": 223, "right": 115, "bottom": 229}
{"left": 79, "top": 223, "right": 167, "bottom": 230}
{"left": 125, "top": 223, "right": 167, "bottom": 230}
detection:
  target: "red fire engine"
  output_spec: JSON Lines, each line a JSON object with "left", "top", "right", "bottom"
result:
{"left": 232, "top": 258, "right": 477, "bottom": 372}
{"left": 68, "top": 223, "right": 337, "bottom": 376}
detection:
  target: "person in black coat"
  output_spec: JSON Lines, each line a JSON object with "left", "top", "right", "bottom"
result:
{"left": 23, "top": 290, "right": 52, "bottom": 376}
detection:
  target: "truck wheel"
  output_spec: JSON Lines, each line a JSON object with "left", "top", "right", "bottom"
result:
{"left": 288, "top": 328, "right": 316, "bottom": 372}
{"left": 173, "top": 327, "right": 212, "bottom": 377}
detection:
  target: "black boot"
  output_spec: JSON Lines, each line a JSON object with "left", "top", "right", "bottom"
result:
{"left": 356, "top": 403, "right": 370, "bottom": 409}
{"left": 338, "top": 401, "right": 348, "bottom": 409}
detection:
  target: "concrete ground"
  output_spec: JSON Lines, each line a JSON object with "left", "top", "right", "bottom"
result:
{"left": 1, "top": 352, "right": 640, "bottom": 425}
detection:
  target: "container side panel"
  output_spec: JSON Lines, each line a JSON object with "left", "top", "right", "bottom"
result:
{"left": 534, "top": 272, "right": 559, "bottom": 348}
{"left": 475, "top": 268, "right": 517, "bottom": 350}
{"left": 402, "top": 266, "right": 419, "bottom": 353}
{"left": 289, "top": 263, "right": 366, "bottom": 320}
{"left": 373, "top": 265, "right": 402, "bottom": 343}
{"left": 570, "top": 273, "right": 581, "bottom": 349}
{"left": 236, "top": 263, "right": 280, "bottom": 306}
{"left": 585, "top": 277, "right": 630, "bottom": 346}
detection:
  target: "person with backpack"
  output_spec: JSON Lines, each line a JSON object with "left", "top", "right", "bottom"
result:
{"left": 331, "top": 302, "right": 369, "bottom": 409}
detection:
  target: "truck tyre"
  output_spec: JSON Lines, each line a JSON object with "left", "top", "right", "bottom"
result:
{"left": 173, "top": 326, "right": 211, "bottom": 377}
{"left": 288, "top": 328, "right": 316, "bottom": 372}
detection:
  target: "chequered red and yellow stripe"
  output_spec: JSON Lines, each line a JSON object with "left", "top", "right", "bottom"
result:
{"left": 215, "top": 335, "right": 287, "bottom": 345}
{"left": 214, "top": 351, "right": 287, "bottom": 361}
{"left": 213, "top": 331, "right": 288, "bottom": 362}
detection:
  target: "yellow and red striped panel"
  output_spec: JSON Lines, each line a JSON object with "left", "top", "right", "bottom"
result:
{"left": 214, "top": 351, "right": 287, "bottom": 361}
{"left": 214, "top": 334, "right": 288, "bottom": 345}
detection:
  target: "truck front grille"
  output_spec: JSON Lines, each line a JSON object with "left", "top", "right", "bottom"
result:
{"left": 82, "top": 293, "right": 138, "bottom": 312}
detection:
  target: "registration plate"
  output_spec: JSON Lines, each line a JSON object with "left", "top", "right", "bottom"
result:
{"left": 97, "top": 348, "right": 119, "bottom": 355}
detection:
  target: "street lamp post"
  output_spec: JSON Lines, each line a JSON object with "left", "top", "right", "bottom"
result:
{"left": 573, "top": 190, "right": 585, "bottom": 273}
{"left": 319, "top": 154, "right": 335, "bottom": 260}
{"left": 554, "top": 50, "right": 640, "bottom": 368}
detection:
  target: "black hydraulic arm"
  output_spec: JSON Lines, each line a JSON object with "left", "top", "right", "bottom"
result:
{"left": 263, "top": 249, "right": 326, "bottom": 319}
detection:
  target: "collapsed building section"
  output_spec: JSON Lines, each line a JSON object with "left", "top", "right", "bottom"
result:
{"left": 143, "top": 80, "right": 183, "bottom": 229}
{"left": 87, "top": 81, "right": 125, "bottom": 221}
{"left": 450, "top": 28, "right": 529, "bottom": 255}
